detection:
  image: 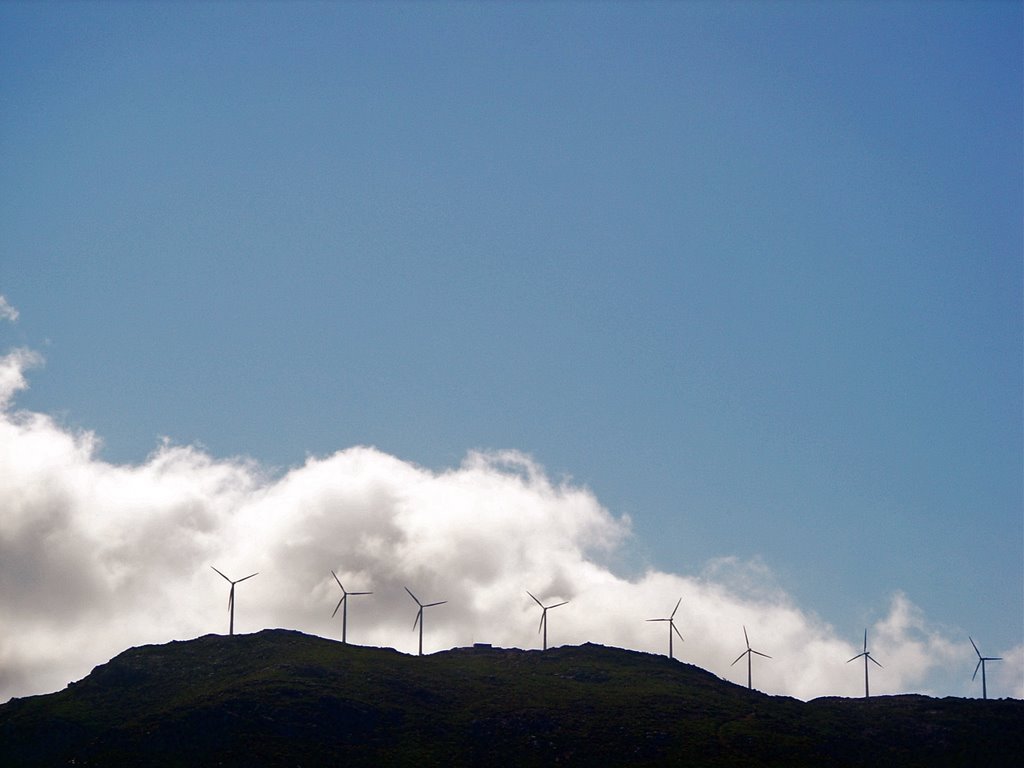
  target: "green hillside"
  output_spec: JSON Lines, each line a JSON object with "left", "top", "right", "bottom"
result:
{"left": 0, "top": 629, "right": 1020, "bottom": 767}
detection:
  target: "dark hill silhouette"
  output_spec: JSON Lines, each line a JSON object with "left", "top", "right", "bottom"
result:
{"left": 0, "top": 629, "right": 1020, "bottom": 766}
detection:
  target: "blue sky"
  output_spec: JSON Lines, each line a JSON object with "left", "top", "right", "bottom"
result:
{"left": 1, "top": 1, "right": 1021, "bottom": 699}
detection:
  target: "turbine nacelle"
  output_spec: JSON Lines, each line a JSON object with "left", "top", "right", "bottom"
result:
{"left": 846, "top": 629, "right": 883, "bottom": 668}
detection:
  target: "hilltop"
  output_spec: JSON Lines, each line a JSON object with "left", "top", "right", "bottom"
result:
{"left": 0, "top": 629, "right": 1020, "bottom": 766}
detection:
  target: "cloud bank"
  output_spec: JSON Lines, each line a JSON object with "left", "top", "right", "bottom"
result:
{"left": 1, "top": 348, "right": 1020, "bottom": 703}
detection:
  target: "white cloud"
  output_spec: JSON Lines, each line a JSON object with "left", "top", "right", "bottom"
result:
{"left": 992, "top": 643, "right": 1024, "bottom": 700}
{"left": 0, "top": 348, "right": 43, "bottom": 408}
{"left": 0, "top": 296, "right": 17, "bottom": 323}
{"left": 0, "top": 346, "right": 1020, "bottom": 703}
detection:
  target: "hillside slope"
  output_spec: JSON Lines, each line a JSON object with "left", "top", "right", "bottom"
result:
{"left": 0, "top": 629, "right": 1020, "bottom": 767}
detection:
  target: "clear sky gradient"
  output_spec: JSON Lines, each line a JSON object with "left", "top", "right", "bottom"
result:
{"left": 1, "top": 1, "right": 1021, "bottom": 699}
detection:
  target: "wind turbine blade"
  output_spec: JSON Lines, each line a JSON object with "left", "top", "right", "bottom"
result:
{"left": 351, "top": 591, "right": 372, "bottom": 596}
{"left": 413, "top": 609, "right": 422, "bottom": 630}
{"left": 869, "top": 656, "right": 883, "bottom": 668}
{"left": 211, "top": 566, "right": 231, "bottom": 582}
{"left": 672, "top": 624, "right": 685, "bottom": 642}
{"left": 549, "top": 601, "right": 568, "bottom": 610}
{"left": 237, "top": 572, "right": 258, "bottom": 583}
{"left": 969, "top": 636, "right": 981, "bottom": 658}
{"left": 332, "top": 596, "right": 345, "bottom": 618}
{"left": 847, "top": 653, "right": 865, "bottom": 664}
{"left": 973, "top": 659, "right": 982, "bottom": 681}
{"left": 743, "top": 626, "right": 750, "bottom": 649}
{"left": 424, "top": 600, "right": 447, "bottom": 607}
{"left": 752, "top": 650, "right": 772, "bottom": 659}
{"left": 527, "top": 591, "right": 543, "bottom": 608}
{"left": 988, "top": 657, "right": 1003, "bottom": 662}
{"left": 731, "top": 650, "right": 748, "bottom": 666}
{"left": 670, "top": 598, "right": 682, "bottom": 619}
{"left": 646, "top": 618, "right": 668, "bottom": 622}
{"left": 331, "top": 570, "right": 344, "bottom": 589}
{"left": 538, "top": 613, "right": 546, "bottom": 634}
{"left": 863, "top": 629, "right": 868, "bottom": 653}
{"left": 404, "top": 587, "right": 421, "bottom": 605}
{"left": 228, "top": 589, "right": 234, "bottom": 611}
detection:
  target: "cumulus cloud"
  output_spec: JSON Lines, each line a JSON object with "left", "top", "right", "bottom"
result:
{"left": 0, "top": 296, "right": 17, "bottom": 323}
{"left": 0, "top": 348, "right": 42, "bottom": 409}
{"left": 0, "top": 346, "right": 1019, "bottom": 702}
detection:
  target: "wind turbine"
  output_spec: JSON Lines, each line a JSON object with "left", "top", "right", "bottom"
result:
{"left": 211, "top": 566, "right": 258, "bottom": 636}
{"left": 731, "top": 625, "right": 771, "bottom": 690}
{"left": 330, "top": 570, "right": 372, "bottom": 644}
{"left": 847, "top": 628, "right": 883, "bottom": 698}
{"left": 527, "top": 591, "right": 568, "bottom": 651}
{"left": 970, "top": 637, "right": 1001, "bottom": 700}
{"left": 646, "top": 598, "right": 684, "bottom": 660}
{"left": 405, "top": 587, "right": 447, "bottom": 656}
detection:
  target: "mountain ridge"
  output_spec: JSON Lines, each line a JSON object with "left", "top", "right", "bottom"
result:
{"left": 1, "top": 628, "right": 1020, "bottom": 766}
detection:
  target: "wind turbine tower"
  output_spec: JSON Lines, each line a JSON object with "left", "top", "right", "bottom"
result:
{"left": 527, "top": 591, "right": 568, "bottom": 651}
{"left": 731, "top": 625, "right": 771, "bottom": 690}
{"left": 970, "top": 637, "right": 1002, "bottom": 700}
{"left": 211, "top": 566, "right": 258, "bottom": 636}
{"left": 646, "top": 598, "right": 684, "bottom": 660}
{"left": 331, "top": 570, "right": 372, "bottom": 644}
{"left": 847, "top": 629, "right": 883, "bottom": 698}
{"left": 405, "top": 587, "right": 447, "bottom": 656}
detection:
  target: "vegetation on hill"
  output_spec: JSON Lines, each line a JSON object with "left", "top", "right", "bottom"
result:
{"left": 0, "top": 629, "right": 1020, "bottom": 767}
